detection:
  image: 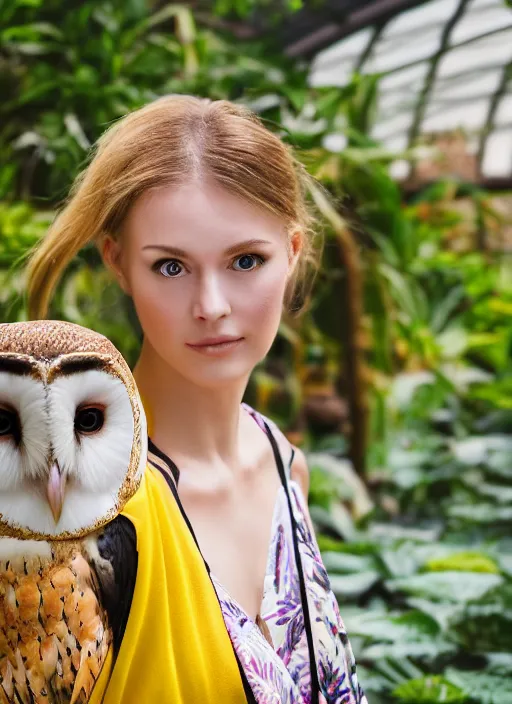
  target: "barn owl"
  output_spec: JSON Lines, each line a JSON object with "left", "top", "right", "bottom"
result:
{"left": 0, "top": 320, "right": 147, "bottom": 704}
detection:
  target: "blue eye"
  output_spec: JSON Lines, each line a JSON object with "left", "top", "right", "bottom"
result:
{"left": 158, "top": 260, "right": 184, "bottom": 278}
{"left": 232, "top": 254, "right": 264, "bottom": 272}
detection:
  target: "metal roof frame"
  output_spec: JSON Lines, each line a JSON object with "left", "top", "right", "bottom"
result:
{"left": 290, "top": 0, "right": 512, "bottom": 187}
{"left": 212, "top": 0, "right": 512, "bottom": 186}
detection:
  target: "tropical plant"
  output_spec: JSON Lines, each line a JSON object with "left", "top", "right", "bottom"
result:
{"left": 309, "top": 366, "right": 512, "bottom": 703}
{"left": 1, "top": 2, "right": 511, "bottom": 701}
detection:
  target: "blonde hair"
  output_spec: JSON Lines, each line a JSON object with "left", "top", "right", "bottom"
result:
{"left": 26, "top": 95, "right": 320, "bottom": 319}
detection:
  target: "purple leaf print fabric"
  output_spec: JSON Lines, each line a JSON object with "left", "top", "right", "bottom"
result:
{"left": 287, "top": 483, "right": 367, "bottom": 704}
{"left": 212, "top": 576, "right": 302, "bottom": 704}
{"left": 212, "top": 406, "right": 368, "bottom": 704}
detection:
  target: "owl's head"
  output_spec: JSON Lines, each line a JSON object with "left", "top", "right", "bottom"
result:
{"left": 0, "top": 321, "right": 147, "bottom": 539}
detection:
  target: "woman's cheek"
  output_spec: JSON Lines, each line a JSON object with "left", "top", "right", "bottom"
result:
{"left": 246, "top": 287, "right": 282, "bottom": 325}
{"left": 240, "top": 272, "right": 287, "bottom": 342}
{"left": 255, "top": 264, "right": 288, "bottom": 316}
{"left": 131, "top": 276, "right": 182, "bottom": 336}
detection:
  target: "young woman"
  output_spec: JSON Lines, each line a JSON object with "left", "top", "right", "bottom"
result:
{"left": 27, "top": 95, "right": 367, "bottom": 704}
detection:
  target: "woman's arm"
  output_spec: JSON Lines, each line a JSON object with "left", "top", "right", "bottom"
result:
{"left": 291, "top": 446, "right": 319, "bottom": 535}
{"left": 291, "top": 448, "right": 333, "bottom": 704}
{"left": 290, "top": 446, "right": 309, "bottom": 497}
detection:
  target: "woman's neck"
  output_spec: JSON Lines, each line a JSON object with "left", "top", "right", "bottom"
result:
{"left": 133, "top": 341, "right": 249, "bottom": 466}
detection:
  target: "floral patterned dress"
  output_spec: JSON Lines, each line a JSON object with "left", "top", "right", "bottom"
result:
{"left": 148, "top": 405, "right": 367, "bottom": 704}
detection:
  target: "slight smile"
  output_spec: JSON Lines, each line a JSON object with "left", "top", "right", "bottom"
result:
{"left": 186, "top": 336, "right": 244, "bottom": 355}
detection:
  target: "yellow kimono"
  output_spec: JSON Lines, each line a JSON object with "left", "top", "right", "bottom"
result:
{"left": 90, "top": 464, "right": 247, "bottom": 703}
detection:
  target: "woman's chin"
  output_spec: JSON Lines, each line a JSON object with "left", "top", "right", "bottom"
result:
{"left": 178, "top": 358, "right": 254, "bottom": 389}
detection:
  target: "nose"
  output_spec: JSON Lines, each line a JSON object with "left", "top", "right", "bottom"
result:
{"left": 192, "top": 272, "right": 231, "bottom": 322}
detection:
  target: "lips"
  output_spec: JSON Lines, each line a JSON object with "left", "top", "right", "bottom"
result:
{"left": 187, "top": 336, "right": 243, "bottom": 348}
{"left": 185, "top": 336, "right": 244, "bottom": 355}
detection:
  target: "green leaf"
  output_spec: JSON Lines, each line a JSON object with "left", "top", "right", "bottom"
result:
{"left": 393, "top": 675, "right": 468, "bottom": 703}
{"left": 329, "top": 570, "right": 380, "bottom": 598}
{"left": 449, "top": 504, "right": 512, "bottom": 523}
{"left": 386, "top": 572, "right": 503, "bottom": 603}
{"left": 309, "top": 504, "right": 356, "bottom": 542}
{"left": 369, "top": 657, "right": 424, "bottom": 690}
{"left": 497, "top": 554, "right": 512, "bottom": 577}
{"left": 345, "top": 609, "right": 440, "bottom": 642}
{"left": 406, "top": 598, "right": 465, "bottom": 632}
{"left": 451, "top": 435, "right": 512, "bottom": 466}
{"left": 424, "top": 552, "right": 500, "bottom": 574}
{"left": 2, "top": 22, "right": 63, "bottom": 41}
{"left": 389, "top": 371, "right": 436, "bottom": 410}
{"left": 446, "top": 669, "right": 512, "bottom": 704}
{"left": 2, "top": 40, "right": 53, "bottom": 55}
{"left": 437, "top": 326, "right": 468, "bottom": 359}
{"left": 430, "top": 285, "right": 466, "bottom": 333}
{"left": 485, "top": 652, "right": 512, "bottom": 675}
{"left": 322, "top": 551, "right": 375, "bottom": 574}
{"left": 316, "top": 535, "right": 346, "bottom": 553}
{"left": 369, "top": 523, "right": 442, "bottom": 543}
{"left": 379, "top": 263, "right": 424, "bottom": 322}
{"left": 149, "top": 3, "right": 195, "bottom": 42}
{"left": 363, "top": 638, "right": 456, "bottom": 660}
{"left": 380, "top": 543, "right": 421, "bottom": 578}
{"left": 308, "top": 452, "right": 373, "bottom": 518}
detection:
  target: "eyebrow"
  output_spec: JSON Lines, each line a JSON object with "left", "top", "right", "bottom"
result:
{"left": 142, "top": 239, "right": 273, "bottom": 258}
{"left": 56, "top": 356, "right": 109, "bottom": 376}
{"left": 0, "top": 357, "right": 34, "bottom": 376}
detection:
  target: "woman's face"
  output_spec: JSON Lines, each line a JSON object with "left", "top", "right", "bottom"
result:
{"left": 110, "top": 180, "right": 297, "bottom": 388}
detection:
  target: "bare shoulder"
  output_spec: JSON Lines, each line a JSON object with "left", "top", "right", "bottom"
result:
{"left": 260, "top": 414, "right": 310, "bottom": 499}
{"left": 290, "top": 447, "right": 316, "bottom": 534}
{"left": 244, "top": 405, "right": 310, "bottom": 499}
{"left": 260, "top": 416, "right": 315, "bottom": 531}
{"left": 290, "top": 446, "right": 309, "bottom": 499}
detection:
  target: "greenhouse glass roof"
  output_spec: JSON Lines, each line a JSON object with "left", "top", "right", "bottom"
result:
{"left": 284, "top": 0, "right": 512, "bottom": 184}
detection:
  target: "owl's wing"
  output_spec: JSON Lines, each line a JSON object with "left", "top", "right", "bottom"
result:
{"left": 88, "top": 516, "right": 138, "bottom": 654}
{"left": 0, "top": 541, "right": 112, "bottom": 704}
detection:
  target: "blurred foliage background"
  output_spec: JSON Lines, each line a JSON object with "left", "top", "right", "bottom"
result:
{"left": 1, "top": 0, "right": 512, "bottom": 701}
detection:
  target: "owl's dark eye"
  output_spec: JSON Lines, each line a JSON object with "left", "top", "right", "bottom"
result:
{"left": 0, "top": 406, "right": 21, "bottom": 443}
{"left": 75, "top": 407, "right": 105, "bottom": 434}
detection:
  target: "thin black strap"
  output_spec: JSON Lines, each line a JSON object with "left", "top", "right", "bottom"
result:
{"left": 262, "top": 421, "right": 321, "bottom": 701}
{"left": 152, "top": 458, "right": 211, "bottom": 574}
{"left": 149, "top": 455, "right": 257, "bottom": 703}
{"left": 289, "top": 446, "right": 296, "bottom": 472}
{"left": 148, "top": 437, "right": 180, "bottom": 485}
{"left": 236, "top": 657, "right": 258, "bottom": 704}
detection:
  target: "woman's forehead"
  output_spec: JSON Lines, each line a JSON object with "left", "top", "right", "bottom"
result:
{"left": 123, "top": 181, "right": 287, "bottom": 251}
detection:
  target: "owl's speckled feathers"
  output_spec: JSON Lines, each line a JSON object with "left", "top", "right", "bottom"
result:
{"left": 0, "top": 542, "right": 108, "bottom": 704}
{"left": 0, "top": 321, "right": 127, "bottom": 365}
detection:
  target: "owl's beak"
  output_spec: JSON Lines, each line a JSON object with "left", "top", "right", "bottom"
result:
{"left": 47, "top": 462, "right": 66, "bottom": 523}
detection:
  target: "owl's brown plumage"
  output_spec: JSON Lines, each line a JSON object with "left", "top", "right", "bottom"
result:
{"left": 0, "top": 321, "right": 125, "bottom": 366}
{"left": 0, "top": 321, "right": 143, "bottom": 703}
{"left": 0, "top": 543, "right": 110, "bottom": 704}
